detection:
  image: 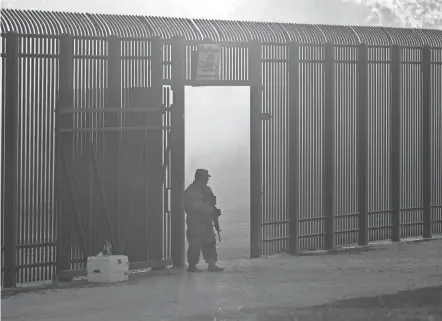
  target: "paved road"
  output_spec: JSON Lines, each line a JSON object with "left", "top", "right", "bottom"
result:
{"left": 3, "top": 240, "right": 441, "bottom": 321}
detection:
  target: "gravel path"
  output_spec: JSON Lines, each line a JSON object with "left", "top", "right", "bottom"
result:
{"left": 2, "top": 239, "right": 441, "bottom": 321}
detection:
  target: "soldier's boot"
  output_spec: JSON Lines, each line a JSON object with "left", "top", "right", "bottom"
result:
{"left": 207, "top": 263, "right": 224, "bottom": 272}
{"left": 188, "top": 265, "right": 204, "bottom": 273}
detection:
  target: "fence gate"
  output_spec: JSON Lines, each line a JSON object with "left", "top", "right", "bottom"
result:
{"left": 53, "top": 35, "right": 290, "bottom": 273}
{"left": 55, "top": 35, "right": 172, "bottom": 278}
{"left": 164, "top": 37, "right": 290, "bottom": 261}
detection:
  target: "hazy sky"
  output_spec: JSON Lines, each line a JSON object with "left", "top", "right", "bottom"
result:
{"left": 2, "top": 0, "right": 242, "bottom": 19}
{"left": 1, "top": 0, "right": 371, "bottom": 25}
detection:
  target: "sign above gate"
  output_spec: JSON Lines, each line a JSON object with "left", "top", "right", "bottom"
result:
{"left": 195, "top": 44, "right": 221, "bottom": 81}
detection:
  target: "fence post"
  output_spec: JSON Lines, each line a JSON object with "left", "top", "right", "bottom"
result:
{"left": 390, "top": 44, "right": 401, "bottom": 242}
{"left": 3, "top": 31, "right": 19, "bottom": 288}
{"left": 149, "top": 36, "right": 164, "bottom": 259}
{"left": 170, "top": 35, "right": 186, "bottom": 267}
{"left": 288, "top": 42, "right": 300, "bottom": 255}
{"left": 106, "top": 35, "right": 121, "bottom": 252}
{"left": 358, "top": 43, "right": 369, "bottom": 246}
{"left": 249, "top": 39, "right": 263, "bottom": 258}
{"left": 56, "top": 34, "right": 74, "bottom": 272}
{"left": 324, "top": 42, "right": 335, "bottom": 250}
{"left": 422, "top": 45, "right": 432, "bottom": 239}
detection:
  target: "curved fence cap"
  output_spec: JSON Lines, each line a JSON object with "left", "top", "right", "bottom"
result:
{"left": 0, "top": 9, "right": 199, "bottom": 39}
{"left": 382, "top": 26, "right": 427, "bottom": 46}
{"left": 416, "top": 29, "right": 442, "bottom": 47}
{"left": 1, "top": 8, "right": 441, "bottom": 46}
{"left": 350, "top": 26, "right": 391, "bottom": 45}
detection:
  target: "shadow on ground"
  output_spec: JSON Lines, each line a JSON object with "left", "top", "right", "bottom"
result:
{"left": 186, "top": 286, "right": 442, "bottom": 321}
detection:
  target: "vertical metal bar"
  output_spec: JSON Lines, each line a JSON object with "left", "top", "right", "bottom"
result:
{"left": 191, "top": 47, "right": 198, "bottom": 80}
{"left": 23, "top": 34, "right": 30, "bottom": 283}
{"left": 29, "top": 34, "right": 37, "bottom": 283}
{"left": 149, "top": 36, "right": 164, "bottom": 260}
{"left": 170, "top": 35, "right": 186, "bottom": 267}
{"left": 119, "top": 39, "right": 128, "bottom": 255}
{"left": 56, "top": 34, "right": 74, "bottom": 272}
{"left": 324, "top": 42, "right": 335, "bottom": 250}
{"left": 106, "top": 35, "right": 121, "bottom": 251}
{"left": 37, "top": 34, "right": 45, "bottom": 282}
{"left": 249, "top": 39, "right": 262, "bottom": 258}
{"left": 390, "top": 44, "right": 401, "bottom": 242}
{"left": 288, "top": 42, "right": 300, "bottom": 255}
{"left": 358, "top": 43, "right": 369, "bottom": 246}
{"left": 48, "top": 36, "right": 57, "bottom": 279}
{"left": 3, "top": 31, "right": 19, "bottom": 288}
{"left": 422, "top": 45, "right": 432, "bottom": 239}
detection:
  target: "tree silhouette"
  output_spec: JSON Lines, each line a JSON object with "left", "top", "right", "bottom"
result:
{"left": 344, "top": 0, "right": 442, "bottom": 28}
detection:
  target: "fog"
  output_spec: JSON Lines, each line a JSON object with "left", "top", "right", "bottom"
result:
{"left": 185, "top": 87, "right": 250, "bottom": 213}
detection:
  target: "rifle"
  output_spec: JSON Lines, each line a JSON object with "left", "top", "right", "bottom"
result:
{"left": 213, "top": 207, "right": 222, "bottom": 242}
{"left": 210, "top": 194, "right": 222, "bottom": 242}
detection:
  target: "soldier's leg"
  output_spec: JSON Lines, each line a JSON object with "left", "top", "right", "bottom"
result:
{"left": 201, "top": 231, "right": 224, "bottom": 272}
{"left": 201, "top": 240, "right": 217, "bottom": 265}
{"left": 186, "top": 229, "right": 203, "bottom": 272}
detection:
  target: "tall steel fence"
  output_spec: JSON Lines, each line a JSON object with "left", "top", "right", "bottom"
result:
{"left": 1, "top": 9, "right": 442, "bottom": 288}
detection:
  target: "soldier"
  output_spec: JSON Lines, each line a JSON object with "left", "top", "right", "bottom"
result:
{"left": 184, "top": 169, "right": 224, "bottom": 272}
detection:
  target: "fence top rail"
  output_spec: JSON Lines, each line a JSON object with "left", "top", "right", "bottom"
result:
{"left": 2, "top": 32, "right": 442, "bottom": 51}
{"left": 1, "top": 9, "right": 441, "bottom": 47}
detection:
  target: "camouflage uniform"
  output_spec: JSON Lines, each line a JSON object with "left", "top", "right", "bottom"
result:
{"left": 184, "top": 169, "right": 221, "bottom": 270}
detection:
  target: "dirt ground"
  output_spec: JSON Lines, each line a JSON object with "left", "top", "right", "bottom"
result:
{"left": 2, "top": 239, "right": 441, "bottom": 321}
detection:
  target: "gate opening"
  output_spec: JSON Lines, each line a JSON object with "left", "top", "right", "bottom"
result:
{"left": 185, "top": 86, "right": 250, "bottom": 261}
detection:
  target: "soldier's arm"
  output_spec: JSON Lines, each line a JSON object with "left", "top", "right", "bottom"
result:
{"left": 205, "top": 187, "right": 221, "bottom": 218}
{"left": 206, "top": 186, "right": 217, "bottom": 205}
{"left": 184, "top": 189, "right": 213, "bottom": 213}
